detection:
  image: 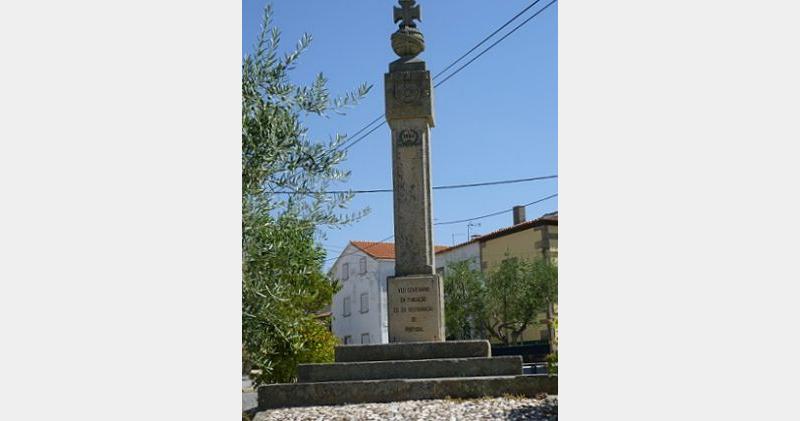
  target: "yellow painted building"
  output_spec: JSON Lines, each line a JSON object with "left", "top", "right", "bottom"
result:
{"left": 477, "top": 211, "right": 558, "bottom": 343}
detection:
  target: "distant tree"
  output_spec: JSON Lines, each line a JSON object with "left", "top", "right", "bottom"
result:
{"left": 530, "top": 256, "right": 558, "bottom": 351}
{"left": 482, "top": 256, "right": 557, "bottom": 346}
{"left": 443, "top": 260, "right": 486, "bottom": 340}
{"left": 242, "top": 4, "right": 371, "bottom": 386}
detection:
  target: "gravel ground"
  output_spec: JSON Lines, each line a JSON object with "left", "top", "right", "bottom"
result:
{"left": 250, "top": 395, "right": 557, "bottom": 421}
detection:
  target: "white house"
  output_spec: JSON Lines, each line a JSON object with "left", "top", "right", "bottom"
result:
{"left": 329, "top": 241, "right": 448, "bottom": 345}
{"left": 435, "top": 240, "right": 481, "bottom": 278}
{"left": 329, "top": 241, "right": 396, "bottom": 345}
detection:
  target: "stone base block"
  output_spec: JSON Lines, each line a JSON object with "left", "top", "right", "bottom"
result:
{"left": 298, "top": 356, "right": 521, "bottom": 383}
{"left": 334, "top": 340, "right": 490, "bottom": 362}
{"left": 387, "top": 274, "right": 445, "bottom": 342}
{"left": 256, "top": 375, "right": 557, "bottom": 410}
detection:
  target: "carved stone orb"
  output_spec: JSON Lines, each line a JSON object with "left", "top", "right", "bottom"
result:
{"left": 391, "top": 27, "right": 425, "bottom": 58}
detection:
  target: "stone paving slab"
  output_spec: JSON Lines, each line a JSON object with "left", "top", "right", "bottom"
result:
{"left": 256, "top": 374, "right": 557, "bottom": 410}
{"left": 298, "top": 356, "right": 521, "bottom": 383}
{"left": 334, "top": 340, "right": 490, "bottom": 362}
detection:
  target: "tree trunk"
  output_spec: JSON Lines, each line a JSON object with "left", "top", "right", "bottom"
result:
{"left": 547, "top": 302, "right": 557, "bottom": 354}
{"left": 510, "top": 322, "right": 528, "bottom": 346}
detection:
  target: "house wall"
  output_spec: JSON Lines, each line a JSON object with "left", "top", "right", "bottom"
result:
{"left": 548, "top": 225, "right": 558, "bottom": 263}
{"left": 434, "top": 242, "right": 480, "bottom": 277}
{"left": 376, "top": 260, "right": 395, "bottom": 343}
{"left": 482, "top": 228, "right": 540, "bottom": 273}
{"left": 330, "top": 244, "right": 392, "bottom": 345}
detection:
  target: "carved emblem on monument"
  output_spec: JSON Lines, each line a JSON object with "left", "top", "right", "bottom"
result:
{"left": 395, "top": 81, "right": 421, "bottom": 103}
{"left": 398, "top": 129, "right": 421, "bottom": 146}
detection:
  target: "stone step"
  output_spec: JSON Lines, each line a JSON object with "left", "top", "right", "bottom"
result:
{"left": 298, "top": 356, "right": 521, "bottom": 383}
{"left": 334, "top": 340, "right": 490, "bottom": 362}
{"left": 256, "top": 375, "right": 557, "bottom": 410}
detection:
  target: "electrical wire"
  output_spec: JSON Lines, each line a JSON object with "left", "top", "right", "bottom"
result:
{"left": 431, "top": 0, "right": 545, "bottom": 80}
{"left": 272, "top": 174, "right": 557, "bottom": 195}
{"left": 434, "top": 0, "right": 558, "bottom": 89}
{"left": 433, "top": 193, "right": 557, "bottom": 226}
{"left": 336, "top": 0, "right": 556, "bottom": 152}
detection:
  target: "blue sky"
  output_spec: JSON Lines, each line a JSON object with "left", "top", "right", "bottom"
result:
{"left": 242, "top": 0, "right": 557, "bottom": 268}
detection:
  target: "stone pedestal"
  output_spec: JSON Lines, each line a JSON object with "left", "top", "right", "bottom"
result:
{"left": 255, "top": 340, "right": 558, "bottom": 410}
{"left": 387, "top": 274, "right": 445, "bottom": 342}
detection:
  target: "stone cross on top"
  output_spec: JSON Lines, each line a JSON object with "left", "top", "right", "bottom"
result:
{"left": 394, "top": 0, "right": 421, "bottom": 28}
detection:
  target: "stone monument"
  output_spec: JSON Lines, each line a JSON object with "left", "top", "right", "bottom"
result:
{"left": 251, "top": 3, "right": 557, "bottom": 410}
{"left": 385, "top": 0, "right": 444, "bottom": 343}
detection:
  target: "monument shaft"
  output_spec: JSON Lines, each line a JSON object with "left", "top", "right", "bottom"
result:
{"left": 385, "top": 0, "right": 444, "bottom": 342}
{"left": 386, "top": 76, "right": 434, "bottom": 277}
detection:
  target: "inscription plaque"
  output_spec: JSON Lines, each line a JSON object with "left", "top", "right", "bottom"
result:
{"left": 387, "top": 274, "right": 444, "bottom": 342}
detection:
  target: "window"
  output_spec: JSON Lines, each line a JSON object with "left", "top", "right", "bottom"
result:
{"left": 360, "top": 292, "right": 369, "bottom": 313}
{"left": 359, "top": 257, "right": 367, "bottom": 274}
{"left": 361, "top": 333, "right": 370, "bottom": 344}
{"left": 342, "top": 263, "right": 349, "bottom": 281}
{"left": 343, "top": 335, "right": 352, "bottom": 345}
{"left": 343, "top": 296, "right": 351, "bottom": 317}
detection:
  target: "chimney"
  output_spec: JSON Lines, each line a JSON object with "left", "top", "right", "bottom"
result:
{"left": 513, "top": 206, "right": 526, "bottom": 225}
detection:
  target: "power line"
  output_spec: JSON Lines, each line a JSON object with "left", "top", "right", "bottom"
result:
{"left": 346, "top": 114, "right": 385, "bottom": 141}
{"left": 341, "top": 120, "right": 387, "bottom": 152}
{"left": 431, "top": 0, "right": 545, "bottom": 81}
{"left": 337, "top": 0, "right": 555, "bottom": 152}
{"left": 272, "top": 174, "right": 557, "bottom": 195}
{"left": 435, "top": 174, "right": 556, "bottom": 191}
{"left": 433, "top": 193, "right": 558, "bottom": 226}
{"left": 434, "top": 0, "right": 558, "bottom": 88}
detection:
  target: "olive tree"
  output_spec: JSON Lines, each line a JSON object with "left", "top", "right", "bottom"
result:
{"left": 443, "top": 259, "right": 486, "bottom": 340}
{"left": 482, "top": 257, "right": 557, "bottom": 346}
{"left": 242, "top": 4, "right": 370, "bottom": 385}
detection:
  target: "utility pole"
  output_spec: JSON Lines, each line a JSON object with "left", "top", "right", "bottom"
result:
{"left": 467, "top": 222, "right": 481, "bottom": 239}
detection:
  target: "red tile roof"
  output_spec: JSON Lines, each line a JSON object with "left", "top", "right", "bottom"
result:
{"left": 347, "top": 212, "right": 556, "bottom": 258}
{"left": 350, "top": 241, "right": 448, "bottom": 260}
{"left": 435, "top": 211, "right": 558, "bottom": 254}
{"left": 350, "top": 241, "right": 396, "bottom": 260}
